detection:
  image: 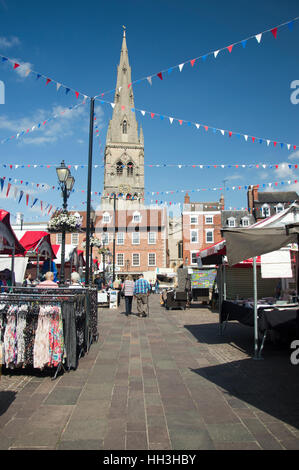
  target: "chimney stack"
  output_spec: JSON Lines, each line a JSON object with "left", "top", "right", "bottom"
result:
{"left": 184, "top": 192, "right": 190, "bottom": 204}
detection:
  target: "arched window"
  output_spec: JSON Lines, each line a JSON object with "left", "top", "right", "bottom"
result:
{"left": 116, "top": 161, "right": 123, "bottom": 175}
{"left": 127, "top": 162, "right": 133, "bottom": 177}
{"left": 122, "top": 120, "right": 127, "bottom": 134}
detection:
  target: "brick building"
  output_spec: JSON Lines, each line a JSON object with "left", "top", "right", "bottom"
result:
{"left": 247, "top": 185, "right": 299, "bottom": 222}
{"left": 182, "top": 193, "right": 224, "bottom": 267}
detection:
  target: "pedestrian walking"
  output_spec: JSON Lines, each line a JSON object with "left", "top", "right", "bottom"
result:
{"left": 122, "top": 274, "right": 135, "bottom": 316}
{"left": 134, "top": 274, "right": 151, "bottom": 318}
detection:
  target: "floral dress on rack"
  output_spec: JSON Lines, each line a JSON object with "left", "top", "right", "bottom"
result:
{"left": 48, "top": 305, "right": 65, "bottom": 368}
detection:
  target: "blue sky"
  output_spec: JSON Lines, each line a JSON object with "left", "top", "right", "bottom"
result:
{"left": 0, "top": 0, "right": 298, "bottom": 222}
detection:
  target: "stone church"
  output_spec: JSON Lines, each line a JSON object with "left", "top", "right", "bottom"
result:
{"left": 101, "top": 28, "right": 145, "bottom": 209}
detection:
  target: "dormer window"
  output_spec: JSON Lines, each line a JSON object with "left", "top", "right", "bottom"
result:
{"left": 227, "top": 217, "right": 236, "bottom": 227}
{"left": 275, "top": 203, "right": 284, "bottom": 213}
{"left": 241, "top": 217, "right": 250, "bottom": 227}
{"left": 262, "top": 204, "right": 270, "bottom": 218}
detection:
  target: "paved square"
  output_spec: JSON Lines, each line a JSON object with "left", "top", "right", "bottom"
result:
{"left": 1, "top": 295, "right": 299, "bottom": 450}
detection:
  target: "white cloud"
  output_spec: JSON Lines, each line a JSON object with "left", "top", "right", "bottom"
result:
{"left": 0, "top": 36, "right": 20, "bottom": 49}
{"left": 0, "top": 101, "right": 92, "bottom": 146}
{"left": 288, "top": 150, "right": 299, "bottom": 161}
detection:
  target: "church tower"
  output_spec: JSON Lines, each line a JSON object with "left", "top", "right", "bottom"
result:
{"left": 102, "top": 28, "right": 144, "bottom": 207}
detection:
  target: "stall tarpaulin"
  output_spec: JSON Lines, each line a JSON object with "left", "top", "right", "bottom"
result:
{"left": 261, "top": 249, "right": 293, "bottom": 278}
{"left": 19, "top": 231, "right": 56, "bottom": 260}
{"left": 52, "top": 244, "right": 77, "bottom": 264}
{"left": 0, "top": 256, "right": 28, "bottom": 284}
{"left": 222, "top": 227, "right": 297, "bottom": 267}
{"left": 0, "top": 210, "right": 25, "bottom": 255}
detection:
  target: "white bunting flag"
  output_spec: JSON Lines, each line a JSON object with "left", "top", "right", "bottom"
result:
{"left": 179, "top": 63, "right": 184, "bottom": 72}
{"left": 244, "top": 135, "right": 248, "bottom": 141}
{"left": 110, "top": 103, "right": 115, "bottom": 109}
{"left": 220, "top": 130, "right": 225, "bottom": 136}
{"left": 56, "top": 83, "right": 62, "bottom": 91}
{"left": 195, "top": 123, "right": 200, "bottom": 129}
{"left": 267, "top": 140, "right": 270, "bottom": 146}
{"left": 287, "top": 144, "right": 291, "bottom": 150}
{"left": 169, "top": 117, "right": 174, "bottom": 124}
{"left": 25, "top": 69, "right": 31, "bottom": 77}
{"left": 141, "top": 110, "right": 145, "bottom": 116}
{"left": 214, "top": 50, "right": 220, "bottom": 58}
{"left": 147, "top": 76, "right": 152, "bottom": 85}
{"left": 74, "top": 165, "right": 78, "bottom": 170}
{"left": 255, "top": 33, "right": 262, "bottom": 43}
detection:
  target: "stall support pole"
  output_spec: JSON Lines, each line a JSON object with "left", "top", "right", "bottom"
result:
{"left": 253, "top": 256, "right": 262, "bottom": 360}
{"left": 11, "top": 243, "right": 15, "bottom": 286}
{"left": 223, "top": 263, "right": 227, "bottom": 301}
{"left": 37, "top": 253, "right": 40, "bottom": 281}
{"left": 219, "top": 261, "right": 223, "bottom": 335}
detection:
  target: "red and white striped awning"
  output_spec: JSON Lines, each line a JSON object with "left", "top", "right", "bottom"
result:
{"left": 197, "top": 239, "right": 226, "bottom": 259}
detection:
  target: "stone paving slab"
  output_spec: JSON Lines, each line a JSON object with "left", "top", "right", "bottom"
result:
{"left": 0, "top": 295, "right": 299, "bottom": 450}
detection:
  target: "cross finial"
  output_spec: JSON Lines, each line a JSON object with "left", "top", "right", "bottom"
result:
{"left": 122, "top": 25, "right": 126, "bottom": 37}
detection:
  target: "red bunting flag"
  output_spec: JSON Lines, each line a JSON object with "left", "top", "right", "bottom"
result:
{"left": 252, "top": 137, "right": 255, "bottom": 143}
{"left": 190, "top": 59, "right": 196, "bottom": 67}
{"left": 271, "top": 27, "right": 278, "bottom": 38}
{"left": 26, "top": 194, "right": 29, "bottom": 206}
{"left": 6, "top": 183, "right": 11, "bottom": 197}
{"left": 75, "top": 91, "right": 79, "bottom": 99}
{"left": 274, "top": 141, "right": 277, "bottom": 147}
{"left": 295, "top": 165, "right": 298, "bottom": 169}
{"left": 235, "top": 165, "right": 239, "bottom": 168}
{"left": 13, "top": 63, "right": 20, "bottom": 69}
{"left": 46, "top": 78, "right": 51, "bottom": 85}
{"left": 294, "top": 145, "right": 297, "bottom": 150}
{"left": 179, "top": 120, "right": 183, "bottom": 125}
{"left": 151, "top": 113, "right": 155, "bottom": 119}
{"left": 157, "top": 72, "right": 163, "bottom": 80}
{"left": 227, "top": 45, "right": 234, "bottom": 53}
{"left": 228, "top": 131, "right": 232, "bottom": 137}
{"left": 204, "top": 126, "right": 208, "bottom": 131}
{"left": 275, "top": 165, "right": 279, "bottom": 169}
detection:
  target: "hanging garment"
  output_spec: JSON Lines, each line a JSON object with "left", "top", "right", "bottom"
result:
{"left": 33, "top": 304, "right": 51, "bottom": 369}
{"left": 16, "top": 304, "right": 28, "bottom": 366}
{"left": 3, "top": 305, "right": 18, "bottom": 367}
{"left": 48, "top": 305, "right": 65, "bottom": 368}
{"left": 24, "top": 304, "right": 39, "bottom": 367}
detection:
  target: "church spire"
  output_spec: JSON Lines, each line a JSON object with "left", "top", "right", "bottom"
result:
{"left": 109, "top": 28, "right": 139, "bottom": 143}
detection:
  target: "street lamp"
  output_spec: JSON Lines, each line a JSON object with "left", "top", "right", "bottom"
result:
{"left": 89, "top": 205, "right": 96, "bottom": 283}
{"left": 56, "top": 160, "right": 75, "bottom": 286}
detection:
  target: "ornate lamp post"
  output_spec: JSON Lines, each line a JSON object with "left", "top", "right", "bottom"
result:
{"left": 56, "top": 160, "right": 75, "bottom": 286}
{"left": 89, "top": 205, "right": 96, "bottom": 283}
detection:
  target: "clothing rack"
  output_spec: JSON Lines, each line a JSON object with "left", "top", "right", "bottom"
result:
{"left": 0, "top": 292, "right": 88, "bottom": 380}
{"left": 2, "top": 286, "right": 99, "bottom": 345}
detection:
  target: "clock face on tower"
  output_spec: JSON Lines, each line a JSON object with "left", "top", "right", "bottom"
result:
{"left": 118, "top": 184, "right": 132, "bottom": 194}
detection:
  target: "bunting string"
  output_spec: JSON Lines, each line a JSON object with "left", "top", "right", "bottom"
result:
{"left": 3, "top": 161, "right": 299, "bottom": 171}
{"left": 93, "top": 97, "right": 298, "bottom": 151}
{"left": 0, "top": 100, "right": 87, "bottom": 144}
{"left": 0, "top": 177, "right": 56, "bottom": 215}
{"left": 0, "top": 53, "right": 90, "bottom": 101}
{"left": 94, "top": 16, "right": 299, "bottom": 98}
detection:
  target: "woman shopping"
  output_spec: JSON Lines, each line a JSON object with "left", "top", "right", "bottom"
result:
{"left": 122, "top": 275, "right": 135, "bottom": 317}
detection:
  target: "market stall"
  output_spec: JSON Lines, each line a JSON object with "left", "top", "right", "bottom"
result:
{"left": 221, "top": 203, "right": 299, "bottom": 358}
{"left": 19, "top": 231, "right": 56, "bottom": 281}
{"left": 0, "top": 210, "right": 26, "bottom": 285}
